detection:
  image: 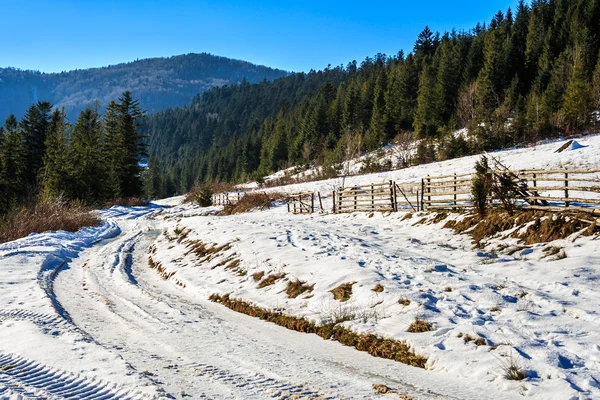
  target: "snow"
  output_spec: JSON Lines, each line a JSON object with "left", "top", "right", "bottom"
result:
{"left": 1, "top": 134, "right": 600, "bottom": 399}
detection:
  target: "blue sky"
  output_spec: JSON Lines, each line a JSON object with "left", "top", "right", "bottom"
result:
{"left": 0, "top": 0, "right": 518, "bottom": 73}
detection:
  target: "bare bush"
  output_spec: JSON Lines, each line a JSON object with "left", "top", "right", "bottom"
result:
{"left": 0, "top": 199, "right": 101, "bottom": 244}
{"left": 392, "top": 131, "right": 414, "bottom": 168}
{"left": 223, "top": 192, "right": 282, "bottom": 215}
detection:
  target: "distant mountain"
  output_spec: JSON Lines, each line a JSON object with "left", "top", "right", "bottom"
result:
{"left": 0, "top": 53, "right": 289, "bottom": 121}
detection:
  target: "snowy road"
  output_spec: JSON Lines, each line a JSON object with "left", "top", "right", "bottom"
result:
{"left": 49, "top": 206, "right": 510, "bottom": 400}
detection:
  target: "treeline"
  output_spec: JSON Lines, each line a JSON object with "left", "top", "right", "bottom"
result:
{"left": 145, "top": 0, "right": 600, "bottom": 195}
{"left": 0, "top": 92, "right": 147, "bottom": 214}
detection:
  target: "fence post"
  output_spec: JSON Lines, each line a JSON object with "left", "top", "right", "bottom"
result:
{"left": 311, "top": 193, "right": 315, "bottom": 214}
{"left": 427, "top": 176, "right": 431, "bottom": 209}
{"left": 332, "top": 191, "right": 336, "bottom": 213}
{"left": 416, "top": 190, "right": 420, "bottom": 212}
{"left": 318, "top": 192, "right": 324, "bottom": 213}
{"left": 287, "top": 198, "right": 290, "bottom": 213}
{"left": 453, "top": 173, "right": 457, "bottom": 206}
{"left": 354, "top": 190, "right": 357, "bottom": 211}
{"left": 533, "top": 173, "right": 537, "bottom": 189}
{"left": 420, "top": 179, "right": 425, "bottom": 211}
{"left": 565, "top": 172, "right": 569, "bottom": 207}
{"left": 390, "top": 180, "right": 397, "bottom": 212}
{"left": 369, "top": 184, "right": 374, "bottom": 210}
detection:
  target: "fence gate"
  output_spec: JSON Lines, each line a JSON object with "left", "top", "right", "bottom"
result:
{"left": 334, "top": 181, "right": 396, "bottom": 213}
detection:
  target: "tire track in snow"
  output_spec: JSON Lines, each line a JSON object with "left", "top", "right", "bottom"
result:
{"left": 0, "top": 353, "right": 147, "bottom": 399}
{"left": 0, "top": 309, "right": 74, "bottom": 334}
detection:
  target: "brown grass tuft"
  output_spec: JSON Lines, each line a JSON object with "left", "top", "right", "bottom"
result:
{"left": 398, "top": 298, "right": 411, "bottom": 306}
{"left": 444, "top": 286, "right": 453, "bottom": 292}
{"left": 252, "top": 271, "right": 265, "bottom": 281}
{"left": 209, "top": 294, "right": 427, "bottom": 368}
{"left": 330, "top": 282, "right": 356, "bottom": 302}
{"left": 372, "top": 283, "right": 384, "bottom": 293}
{"left": 407, "top": 319, "right": 433, "bottom": 333}
{"left": 0, "top": 200, "right": 101, "bottom": 244}
{"left": 257, "top": 273, "right": 286, "bottom": 288}
{"left": 286, "top": 280, "right": 315, "bottom": 298}
{"left": 223, "top": 192, "right": 282, "bottom": 215}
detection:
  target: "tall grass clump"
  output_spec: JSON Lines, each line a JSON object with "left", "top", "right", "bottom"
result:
{"left": 0, "top": 199, "right": 101, "bottom": 244}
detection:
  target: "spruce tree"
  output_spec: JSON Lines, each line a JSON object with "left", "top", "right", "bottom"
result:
{"left": 414, "top": 64, "right": 441, "bottom": 138}
{"left": 41, "top": 109, "right": 70, "bottom": 200}
{"left": 0, "top": 115, "right": 25, "bottom": 211}
{"left": 21, "top": 101, "right": 52, "bottom": 190}
{"left": 117, "top": 92, "right": 147, "bottom": 198}
{"left": 69, "top": 106, "right": 104, "bottom": 202}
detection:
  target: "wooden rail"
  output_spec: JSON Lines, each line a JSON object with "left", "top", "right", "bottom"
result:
{"left": 212, "top": 192, "right": 243, "bottom": 206}
{"left": 287, "top": 192, "right": 317, "bottom": 214}
{"left": 334, "top": 181, "right": 396, "bottom": 213}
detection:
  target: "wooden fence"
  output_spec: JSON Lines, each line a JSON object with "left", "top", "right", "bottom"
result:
{"left": 212, "top": 192, "right": 243, "bottom": 206}
{"left": 287, "top": 192, "right": 323, "bottom": 214}
{"left": 419, "top": 169, "right": 600, "bottom": 214}
{"left": 333, "top": 181, "right": 397, "bottom": 213}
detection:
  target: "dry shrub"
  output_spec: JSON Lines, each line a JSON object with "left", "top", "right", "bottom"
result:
{"left": 252, "top": 271, "right": 265, "bottom": 281}
{"left": 444, "top": 286, "right": 452, "bottom": 292}
{"left": 331, "top": 282, "right": 356, "bottom": 302}
{"left": 372, "top": 283, "right": 384, "bottom": 293}
{"left": 184, "top": 184, "right": 213, "bottom": 206}
{"left": 286, "top": 280, "right": 315, "bottom": 298}
{"left": 148, "top": 256, "right": 176, "bottom": 280}
{"left": 209, "top": 294, "right": 427, "bottom": 368}
{"left": 223, "top": 192, "right": 282, "bottom": 215}
{"left": 407, "top": 319, "right": 432, "bottom": 333}
{"left": 0, "top": 200, "right": 101, "bottom": 244}
{"left": 257, "top": 273, "right": 286, "bottom": 288}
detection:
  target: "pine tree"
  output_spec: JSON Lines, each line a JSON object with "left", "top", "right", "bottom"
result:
{"left": 102, "top": 100, "right": 125, "bottom": 198}
{"left": 563, "top": 47, "right": 592, "bottom": 132}
{"left": 366, "top": 73, "right": 387, "bottom": 149}
{"left": 21, "top": 101, "right": 52, "bottom": 190}
{"left": 118, "top": 91, "right": 147, "bottom": 198}
{"left": 414, "top": 64, "right": 441, "bottom": 138}
{"left": 0, "top": 115, "right": 25, "bottom": 211}
{"left": 69, "top": 106, "right": 104, "bottom": 202}
{"left": 41, "top": 109, "right": 70, "bottom": 200}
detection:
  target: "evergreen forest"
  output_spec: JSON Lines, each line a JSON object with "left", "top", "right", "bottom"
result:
{"left": 142, "top": 0, "right": 600, "bottom": 198}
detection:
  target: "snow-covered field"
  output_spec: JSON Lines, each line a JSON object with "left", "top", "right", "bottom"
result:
{"left": 1, "top": 135, "right": 599, "bottom": 399}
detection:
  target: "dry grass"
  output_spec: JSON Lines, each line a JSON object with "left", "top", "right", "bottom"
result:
{"left": 444, "top": 286, "right": 453, "bottom": 292}
{"left": 209, "top": 294, "right": 427, "bottom": 368}
{"left": 463, "top": 334, "right": 486, "bottom": 346}
{"left": 252, "top": 271, "right": 265, "bottom": 281}
{"left": 407, "top": 319, "right": 433, "bottom": 333}
{"left": 372, "top": 283, "right": 384, "bottom": 293}
{"left": 330, "top": 282, "right": 356, "bottom": 302}
{"left": 0, "top": 200, "right": 101, "bottom": 244}
{"left": 257, "top": 273, "right": 286, "bottom": 288}
{"left": 446, "top": 210, "right": 597, "bottom": 247}
{"left": 398, "top": 298, "right": 411, "bottom": 306}
{"left": 286, "top": 280, "right": 315, "bottom": 298}
{"left": 185, "top": 240, "right": 234, "bottom": 263}
{"left": 223, "top": 192, "right": 282, "bottom": 215}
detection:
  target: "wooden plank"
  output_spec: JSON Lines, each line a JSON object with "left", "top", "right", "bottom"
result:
{"left": 525, "top": 186, "right": 600, "bottom": 193}
{"left": 525, "top": 196, "right": 600, "bottom": 204}
{"left": 516, "top": 177, "right": 600, "bottom": 183}
{"left": 338, "top": 188, "right": 393, "bottom": 195}
{"left": 423, "top": 172, "right": 473, "bottom": 180}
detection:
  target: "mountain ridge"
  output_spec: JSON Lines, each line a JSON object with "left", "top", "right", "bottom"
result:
{"left": 0, "top": 52, "right": 289, "bottom": 120}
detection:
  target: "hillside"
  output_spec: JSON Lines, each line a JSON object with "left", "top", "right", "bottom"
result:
{"left": 143, "top": 0, "right": 600, "bottom": 196}
{"left": 0, "top": 53, "right": 288, "bottom": 121}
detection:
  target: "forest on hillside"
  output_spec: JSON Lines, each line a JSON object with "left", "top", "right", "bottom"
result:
{"left": 143, "top": 0, "right": 600, "bottom": 197}
{"left": 0, "top": 53, "right": 288, "bottom": 122}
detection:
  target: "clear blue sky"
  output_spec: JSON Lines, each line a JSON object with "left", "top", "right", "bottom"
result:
{"left": 0, "top": 0, "right": 518, "bottom": 73}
